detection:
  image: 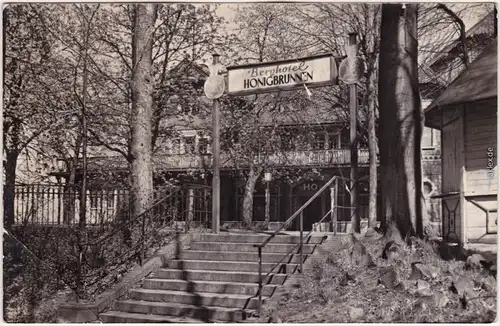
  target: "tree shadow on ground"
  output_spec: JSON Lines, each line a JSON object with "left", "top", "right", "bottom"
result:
{"left": 174, "top": 231, "right": 216, "bottom": 322}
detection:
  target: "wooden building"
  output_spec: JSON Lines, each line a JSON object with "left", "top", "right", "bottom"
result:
{"left": 425, "top": 39, "right": 497, "bottom": 245}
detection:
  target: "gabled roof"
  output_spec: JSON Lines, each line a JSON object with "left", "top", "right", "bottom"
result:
{"left": 424, "top": 38, "right": 497, "bottom": 124}
{"left": 168, "top": 57, "right": 210, "bottom": 80}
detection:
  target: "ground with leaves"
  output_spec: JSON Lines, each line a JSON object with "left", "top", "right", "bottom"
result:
{"left": 263, "top": 230, "right": 496, "bottom": 323}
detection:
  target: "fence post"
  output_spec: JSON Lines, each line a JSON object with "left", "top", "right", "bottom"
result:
{"left": 330, "top": 186, "right": 334, "bottom": 233}
{"left": 187, "top": 188, "right": 194, "bottom": 231}
{"left": 140, "top": 211, "right": 146, "bottom": 266}
{"left": 299, "top": 211, "right": 303, "bottom": 273}
{"left": 332, "top": 178, "right": 338, "bottom": 235}
{"left": 257, "top": 246, "right": 263, "bottom": 316}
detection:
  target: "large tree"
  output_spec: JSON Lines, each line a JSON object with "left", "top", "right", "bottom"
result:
{"left": 129, "top": 4, "right": 158, "bottom": 217}
{"left": 378, "top": 4, "right": 423, "bottom": 237}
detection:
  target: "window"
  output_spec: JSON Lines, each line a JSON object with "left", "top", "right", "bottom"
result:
{"left": 177, "top": 104, "right": 200, "bottom": 115}
{"left": 327, "top": 133, "right": 340, "bottom": 149}
{"left": 169, "top": 139, "right": 181, "bottom": 154}
{"left": 421, "top": 127, "right": 434, "bottom": 148}
{"left": 183, "top": 136, "right": 196, "bottom": 154}
{"left": 191, "top": 106, "right": 200, "bottom": 115}
{"left": 198, "top": 137, "right": 210, "bottom": 154}
{"left": 280, "top": 134, "right": 295, "bottom": 151}
{"left": 90, "top": 194, "right": 99, "bottom": 210}
{"left": 106, "top": 192, "right": 115, "bottom": 209}
{"left": 312, "top": 133, "right": 326, "bottom": 150}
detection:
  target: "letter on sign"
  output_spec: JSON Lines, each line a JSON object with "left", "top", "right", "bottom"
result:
{"left": 303, "top": 183, "right": 318, "bottom": 191}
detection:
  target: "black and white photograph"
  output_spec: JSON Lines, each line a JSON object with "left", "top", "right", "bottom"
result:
{"left": 2, "top": 1, "right": 498, "bottom": 323}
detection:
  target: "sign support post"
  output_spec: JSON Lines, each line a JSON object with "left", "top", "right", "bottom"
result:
{"left": 211, "top": 54, "right": 221, "bottom": 234}
{"left": 348, "top": 32, "right": 359, "bottom": 233}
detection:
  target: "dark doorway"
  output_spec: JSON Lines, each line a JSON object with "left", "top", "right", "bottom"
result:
{"left": 296, "top": 195, "right": 323, "bottom": 231}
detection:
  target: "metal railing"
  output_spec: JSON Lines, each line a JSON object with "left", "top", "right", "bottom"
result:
{"left": 83, "top": 149, "right": 373, "bottom": 171}
{"left": 431, "top": 192, "right": 461, "bottom": 241}
{"left": 431, "top": 192, "right": 498, "bottom": 243}
{"left": 5, "top": 184, "right": 193, "bottom": 226}
{"left": 464, "top": 194, "right": 497, "bottom": 234}
{"left": 253, "top": 175, "right": 355, "bottom": 315}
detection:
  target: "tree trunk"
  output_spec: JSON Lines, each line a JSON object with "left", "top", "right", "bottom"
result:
{"left": 378, "top": 4, "right": 423, "bottom": 237}
{"left": 242, "top": 164, "right": 262, "bottom": 227}
{"left": 67, "top": 134, "right": 81, "bottom": 223}
{"left": 436, "top": 4, "right": 469, "bottom": 67}
{"left": 130, "top": 4, "right": 157, "bottom": 219}
{"left": 4, "top": 151, "right": 18, "bottom": 228}
{"left": 63, "top": 158, "right": 78, "bottom": 224}
{"left": 367, "top": 93, "right": 378, "bottom": 228}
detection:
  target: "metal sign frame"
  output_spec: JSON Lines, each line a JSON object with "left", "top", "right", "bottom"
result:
{"left": 226, "top": 53, "right": 340, "bottom": 96}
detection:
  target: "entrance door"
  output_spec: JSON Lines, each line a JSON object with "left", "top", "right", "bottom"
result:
{"left": 297, "top": 195, "right": 323, "bottom": 231}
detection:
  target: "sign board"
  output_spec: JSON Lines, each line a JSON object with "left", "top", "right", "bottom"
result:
{"left": 338, "top": 56, "right": 365, "bottom": 84}
{"left": 204, "top": 75, "right": 225, "bottom": 99}
{"left": 226, "top": 53, "right": 338, "bottom": 96}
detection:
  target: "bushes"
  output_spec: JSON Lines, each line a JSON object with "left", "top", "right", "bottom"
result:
{"left": 3, "top": 219, "right": 178, "bottom": 323}
{"left": 3, "top": 232, "right": 62, "bottom": 323}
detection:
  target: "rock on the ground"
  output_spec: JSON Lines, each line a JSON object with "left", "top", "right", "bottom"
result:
{"left": 364, "top": 227, "right": 382, "bottom": 238}
{"left": 339, "top": 271, "right": 355, "bottom": 286}
{"left": 487, "top": 261, "right": 497, "bottom": 277}
{"left": 350, "top": 242, "right": 375, "bottom": 267}
{"left": 416, "top": 279, "right": 433, "bottom": 297}
{"left": 268, "top": 311, "right": 282, "bottom": 323}
{"left": 381, "top": 240, "right": 402, "bottom": 261}
{"left": 348, "top": 307, "right": 364, "bottom": 320}
{"left": 395, "top": 280, "right": 409, "bottom": 291}
{"left": 466, "top": 253, "right": 487, "bottom": 271}
{"left": 379, "top": 266, "right": 399, "bottom": 289}
{"left": 407, "top": 236, "right": 419, "bottom": 251}
{"left": 481, "top": 276, "right": 497, "bottom": 292}
{"left": 432, "top": 292, "right": 449, "bottom": 308}
{"left": 410, "top": 262, "right": 438, "bottom": 280}
{"left": 450, "top": 277, "right": 475, "bottom": 298}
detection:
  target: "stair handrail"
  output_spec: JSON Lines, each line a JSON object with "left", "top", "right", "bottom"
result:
{"left": 79, "top": 184, "right": 212, "bottom": 298}
{"left": 89, "top": 185, "right": 183, "bottom": 248}
{"left": 253, "top": 175, "right": 354, "bottom": 316}
{"left": 254, "top": 175, "right": 347, "bottom": 249}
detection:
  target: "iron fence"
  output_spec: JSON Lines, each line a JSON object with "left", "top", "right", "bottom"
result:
{"left": 6, "top": 184, "right": 212, "bottom": 227}
{"left": 6, "top": 184, "right": 212, "bottom": 300}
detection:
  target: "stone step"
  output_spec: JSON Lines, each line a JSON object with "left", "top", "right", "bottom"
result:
{"left": 111, "top": 300, "right": 250, "bottom": 322}
{"left": 129, "top": 288, "right": 266, "bottom": 309}
{"left": 181, "top": 250, "right": 304, "bottom": 263}
{"left": 154, "top": 268, "right": 288, "bottom": 284}
{"left": 100, "top": 310, "right": 207, "bottom": 323}
{"left": 143, "top": 278, "right": 278, "bottom": 296}
{"left": 167, "top": 259, "right": 299, "bottom": 273}
{"left": 189, "top": 241, "right": 317, "bottom": 254}
{"left": 199, "top": 233, "right": 325, "bottom": 244}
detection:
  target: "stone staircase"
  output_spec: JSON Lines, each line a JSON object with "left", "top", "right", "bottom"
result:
{"left": 100, "top": 232, "right": 326, "bottom": 323}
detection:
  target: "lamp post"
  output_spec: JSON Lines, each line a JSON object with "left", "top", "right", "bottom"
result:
{"left": 348, "top": 32, "right": 359, "bottom": 233}
{"left": 56, "top": 159, "right": 66, "bottom": 184}
{"left": 210, "top": 53, "right": 221, "bottom": 234}
{"left": 264, "top": 172, "right": 272, "bottom": 225}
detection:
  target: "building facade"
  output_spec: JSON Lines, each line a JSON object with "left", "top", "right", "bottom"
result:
{"left": 42, "top": 56, "right": 444, "bottom": 232}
